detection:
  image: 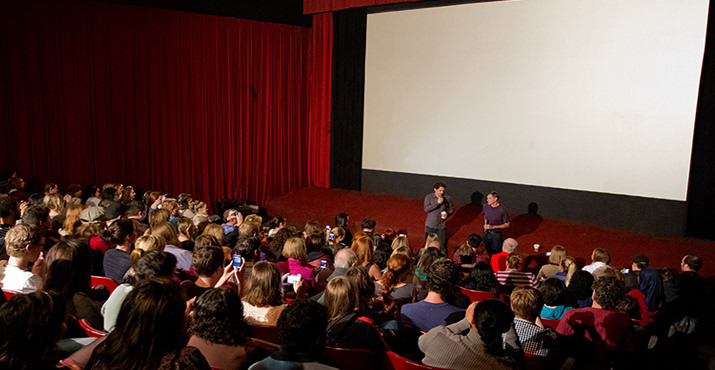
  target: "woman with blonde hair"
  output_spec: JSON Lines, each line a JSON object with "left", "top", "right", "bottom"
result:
{"left": 283, "top": 237, "right": 318, "bottom": 281}
{"left": 324, "top": 276, "right": 384, "bottom": 353}
{"left": 177, "top": 217, "right": 197, "bottom": 251}
{"left": 194, "top": 201, "right": 209, "bottom": 216}
{"left": 414, "top": 247, "right": 441, "bottom": 282}
{"left": 536, "top": 245, "right": 567, "bottom": 282}
{"left": 44, "top": 193, "right": 66, "bottom": 231}
{"left": 376, "top": 253, "right": 416, "bottom": 301}
{"left": 130, "top": 235, "right": 166, "bottom": 268}
{"left": 60, "top": 204, "right": 85, "bottom": 236}
{"left": 351, "top": 237, "right": 382, "bottom": 281}
{"left": 148, "top": 208, "right": 170, "bottom": 228}
{"left": 555, "top": 256, "right": 577, "bottom": 286}
{"left": 391, "top": 245, "right": 413, "bottom": 260}
{"left": 391, "top": 234, "right": 410, "bottom": 251}
{"left": 151, "top": 222, "right": 193, "bottom": 275}
{"left": 424, "top": 233, "right": 440, "bottom": 250}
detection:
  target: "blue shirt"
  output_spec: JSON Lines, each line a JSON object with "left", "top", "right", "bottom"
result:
{"left": 540, "top": 305, "right": 573, "bottom": 320}
{"left": 400, "top": 300, "right": 465, "bottom": 332}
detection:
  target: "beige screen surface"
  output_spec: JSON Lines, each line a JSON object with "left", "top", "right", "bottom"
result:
{"left": 363, "top": 0, "right": 708, "bottom": 201}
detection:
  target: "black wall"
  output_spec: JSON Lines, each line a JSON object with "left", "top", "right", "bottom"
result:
{"left": 330, "top": 8, "right": 367, "bottom": 190}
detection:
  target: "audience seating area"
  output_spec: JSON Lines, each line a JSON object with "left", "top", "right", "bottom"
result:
{"left": 1, "top": 178, "right": 714, "bottom": 370}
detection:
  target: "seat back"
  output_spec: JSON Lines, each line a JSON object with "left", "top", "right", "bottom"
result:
{"left": 247, "top": 324, "right": 281, "bottom": 345}
{"left": 525, "top": 353, "right": 546, "bottom": 370}
{"left": 91, "top": 275, "right": 119, "bottom": 294}
{"left": 324, "top": 346, "right": 383, "bottom": 370}
{"left": 79, "top": 318, "right": 108, "bottom": 337}
{"left": 541, "top": 318, "right": 560, "bottom": 330}
{"left": 458, "top": 287, "right": 496, "bottom": 302}
{"left": 385, "top": 351, "right": 450, "bottom": 370}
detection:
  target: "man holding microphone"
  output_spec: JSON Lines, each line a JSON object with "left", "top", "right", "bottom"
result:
{"left": 424, "top": 182, "right": 454, "bottom": 257}
{"left": 483, "top": 191, "right": 510, "bottom": 256}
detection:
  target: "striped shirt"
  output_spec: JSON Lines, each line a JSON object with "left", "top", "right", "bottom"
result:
{"left": 496, "top": 269, "right": 538, "bottom": 288}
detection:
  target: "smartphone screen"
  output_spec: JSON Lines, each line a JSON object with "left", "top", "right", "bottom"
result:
{"left": 286, "top": 274, "right": 300, "bottom": 284}
{"left": 232, "top": 255, "right": 243, "bottom": 269}
{"left": 320, "top": 259, "right": 328, "bottom": 269}
{"left": 328, "top": 233, "right": 335, "bottom": 241}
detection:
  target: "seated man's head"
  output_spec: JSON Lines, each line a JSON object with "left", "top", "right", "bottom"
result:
{"left": 361, "top": 218, "right": 376, "bottom": 232}
{"left": 334, "top": 248, "right": 358, "bottom": 270}
{"left": 632, "top": 254, "right": 649, "bottom": 271}
{"left": 591, "top": 248, "right": 610, "bottom": 264}
{"left": 467, "top": 233, "right": 482, "bottom": 249}
{"left": 0, "top": 196, "right": 18, "bottom": 222}
{"left": 539, "top": 277, "right": 568, "bottom": 307}
{"left": 192, "top": 244, "right": 224, "bottom": 279}
{"left": 510, "top": 287, "right": 543, "bottom": 322}
{"left": 277, "top": 300, "right": 328, "bottom": 355}
{"left": 592, "top": 276, "right": 626, "bottom": 310}
{"left": 426, "top": 257, "right": 458, "bottom": 295}
{"left": 21, "top": 205, "right": 51, "bottom": 231}
{"left": 234, "top": 235, "right": 260, "bottom": 261}
{"left": 135, "top": 251, "right": 177, "bottom": 282}
{"left": 472, "top": 299, "right": 514, "bottom": 356}
{"left": 5, "top": 224, "right": 43, "bottom": 262}
{"left": 681, "top": 254, "right": 702, "bottom": 273}
{"left": 502, "top": 238, "right": 518, "bottom": 253}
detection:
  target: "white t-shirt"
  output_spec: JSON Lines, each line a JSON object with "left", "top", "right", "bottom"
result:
{"left": 0, "top": 261, "right": 42, "bottom": 294}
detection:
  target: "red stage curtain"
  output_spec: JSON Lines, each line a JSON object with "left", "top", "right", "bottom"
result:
{"left": 304, "top": 0, "right": 422, "bottom": 14}
{"left": 0, "top": 1, "right": 312, "bottom": 208}
{"left": 307, "top": 13, "right": 333, "bottom": 188}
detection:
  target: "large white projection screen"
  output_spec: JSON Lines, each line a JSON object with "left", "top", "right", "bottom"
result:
{"left": 363, "top": 0, "right": 708, "bottom": 201}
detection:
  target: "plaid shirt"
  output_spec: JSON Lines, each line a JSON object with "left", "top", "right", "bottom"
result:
{"left": 510, "top": 318, "right": 559, "bottom": 357}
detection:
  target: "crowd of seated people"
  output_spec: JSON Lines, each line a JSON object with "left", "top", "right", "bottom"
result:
{"left": 0, "top": 173, "right": 714, "bottom": 369}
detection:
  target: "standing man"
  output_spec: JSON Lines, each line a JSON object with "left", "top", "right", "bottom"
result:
{"left": 483, "top": 191, "right": 510, "bottom": 256}
{"left": 424, "top": 182, "right": 454, "bottom": 257}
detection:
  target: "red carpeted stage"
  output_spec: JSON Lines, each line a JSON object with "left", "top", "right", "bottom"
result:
{"left": 266, "top": 187, "right": 715, "bottom": 277}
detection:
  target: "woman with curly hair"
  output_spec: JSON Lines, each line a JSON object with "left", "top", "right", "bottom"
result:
{"left": 188, "top": 287, "right": 249, "bottom": 370}
{"left": 461, "top": 262, "right": 502, "bottom": 295}
{"left": 375, "top": 253, "right": 416, "bottom": 301}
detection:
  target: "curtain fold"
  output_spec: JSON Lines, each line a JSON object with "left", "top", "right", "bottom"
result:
{"left": 0, "top": 1, "right": 312, "bottom": 208}
{"left": 308, "top": 13, "right": 333, "bottom": 188}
